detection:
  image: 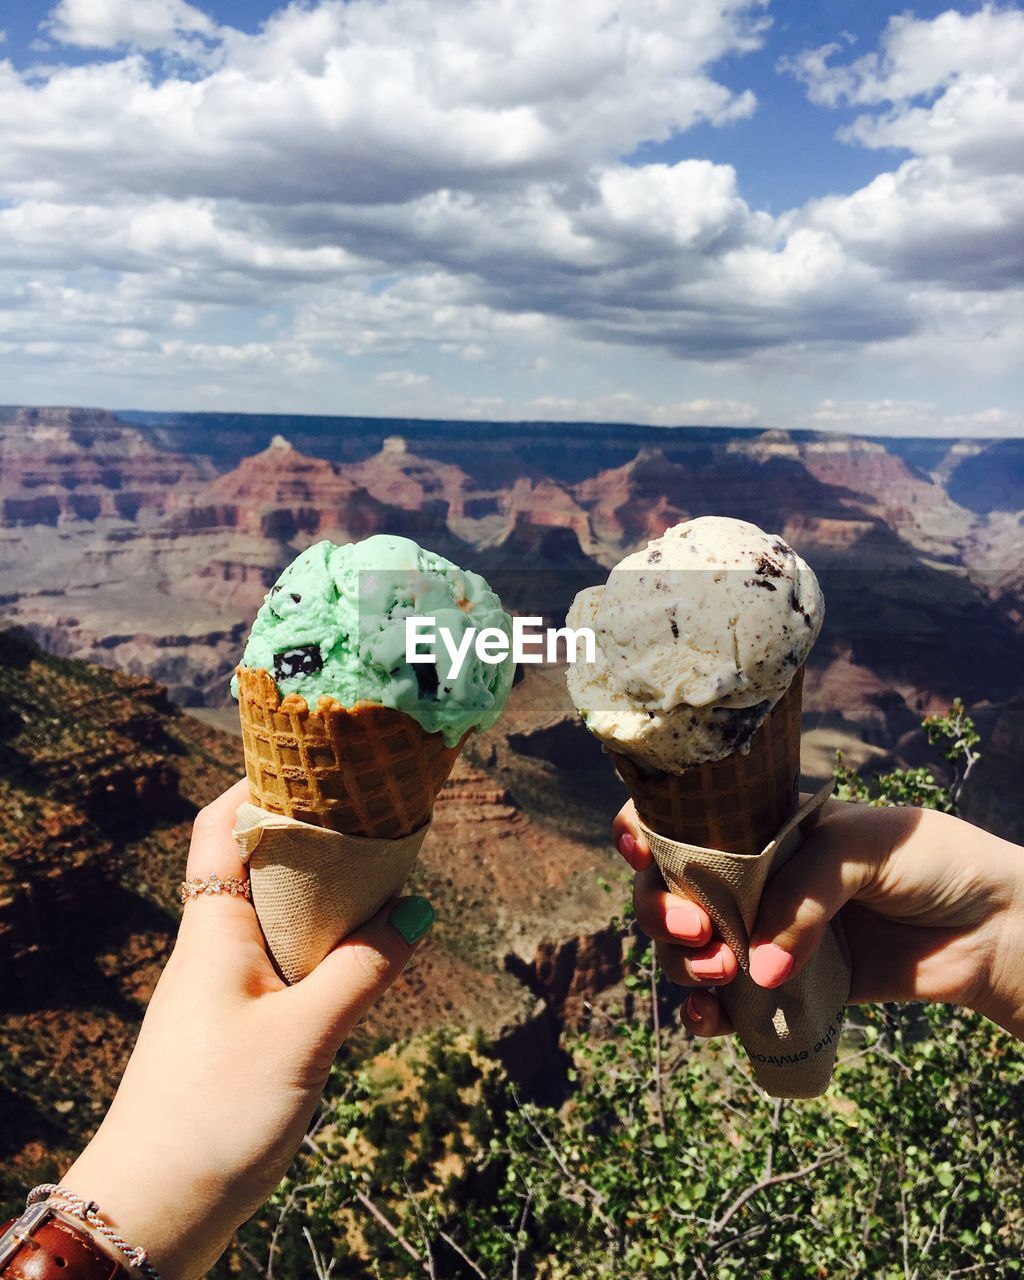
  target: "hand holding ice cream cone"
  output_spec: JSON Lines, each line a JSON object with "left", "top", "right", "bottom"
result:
{"left": 567, "top": 516, "right": 851, "bottom": 1098}
{"left": 231, "top": 534, "right": 515, "bottom": 984}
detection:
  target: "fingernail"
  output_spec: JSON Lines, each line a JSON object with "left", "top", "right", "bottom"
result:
{"left": 689, "top": 955, "right": 726, "bottom": 980}
{"left": 684, "top": 995, "right": 703, "bottom": 1024}
{"left": 749, "top": 942, "right": 794, "bottom": 988}
{"left": 617, "top": 832, "right": 637, "bottom": 861}
{"left": 390, "top": 896, "right": 435, "bottom": 945}
{"left": 665, "top": 905, "right": 704, "bottom": 940}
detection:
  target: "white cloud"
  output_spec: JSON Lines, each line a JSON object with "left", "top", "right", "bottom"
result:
{"left": 6, "top": 1, "right": 765, "bottom": 205}
{"left": 780, "top": 6, "right": 1024, "bottom": 107}
{"left": 780, "top": 5, "right": 1024, "bottom": 182}
{"left": 0, "top": 1, "right": 1018, "bottom": 431}
{"left": 778, "top": 4, "right": 1024, "bottom": 343}
{"left": 376, "top": 369, "right": 431, "bottom": 388}
{"left": 521, "top": 392, "right": 758, "bottom": 425}
{"left": 799, "top": 399, "right": 1023, "bottom": 439}
{"left": 45, "top": 0, "right": 218, "bottom": 51}
{"left": 804, "top": 156, "right": 1024, "bottom": 290}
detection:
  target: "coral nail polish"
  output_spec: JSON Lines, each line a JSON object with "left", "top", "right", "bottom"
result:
{"left": 750, "top": 942, "right": 794, "bottom": 988}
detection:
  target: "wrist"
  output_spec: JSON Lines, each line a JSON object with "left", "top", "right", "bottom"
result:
{"left": 61, "top": 1132, "right": 242, "bottom": 1280}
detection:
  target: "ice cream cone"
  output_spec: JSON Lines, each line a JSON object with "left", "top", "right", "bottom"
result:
{"left": 608, "top": 667, "right": 804, "bottom": 855}
{"left": 236, "top": 665, "right": 468, "bottom": 838}
{"left": 607, "top": 666, "right": 851, "bottom": 1098}
{"left": 233, "top": 665, "right": 469, "bottom": 983}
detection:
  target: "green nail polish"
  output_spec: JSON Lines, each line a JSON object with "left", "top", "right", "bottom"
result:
{"left": 390, "top": 895, "right": 435, "bottom": 945}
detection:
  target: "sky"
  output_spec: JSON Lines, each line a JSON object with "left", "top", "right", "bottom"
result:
{"left": 0, "top": 0, "right": 1022, "bottom": 436}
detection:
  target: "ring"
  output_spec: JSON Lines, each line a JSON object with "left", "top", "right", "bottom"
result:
{"left": 180, "top": 875, "right": 252, "bottom": 905}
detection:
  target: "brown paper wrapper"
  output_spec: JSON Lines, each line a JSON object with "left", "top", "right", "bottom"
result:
{"left": 610, "top": 670, "right": 851, "bottom": 1097}
{"left": 233, "top": 666, "right": 467, "bottom": 983}
{"left": 635, "top": 782, "right": 850, "bottom": 1098}
{"left": 233, "top": 803, "right": 429, "bottom": 984}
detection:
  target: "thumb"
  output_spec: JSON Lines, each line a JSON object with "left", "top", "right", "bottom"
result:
{"left": 748, "top": 811, "right": 875, "bottom": 989}
{"left": 286, "top": 894, "right": 435, "bottom": 1054}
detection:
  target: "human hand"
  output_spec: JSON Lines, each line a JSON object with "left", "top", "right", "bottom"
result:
{"left": 61, "top": 778, "right": 434, "bottom": 1280}
{"left": 613, "top": 797, "right": 1024, "bottom": 1042}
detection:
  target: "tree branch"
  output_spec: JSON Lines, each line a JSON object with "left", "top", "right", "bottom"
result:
{"left": 437, "top": 1231, "right": 489, "bottom": 1280}
{"left": 709, "top": 1148, "right": 844, "bottom": 1236}
{"left": 511, "top": 1188, "right": 534, "bottom": 1280}
{"left": 649, "top": 948, "right": 666, "bottom": 1131}
{"left": 352, "top": 1189, "right": 427, "bottom": 1271}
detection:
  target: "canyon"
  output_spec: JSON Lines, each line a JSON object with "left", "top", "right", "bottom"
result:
{"left": 1, "top": 403, "right": 1022, "bottom": 1184}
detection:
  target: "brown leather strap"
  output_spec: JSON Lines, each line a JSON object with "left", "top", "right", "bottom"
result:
{"left": 0, "top": 1211, "right": 130, "bottom": 1280}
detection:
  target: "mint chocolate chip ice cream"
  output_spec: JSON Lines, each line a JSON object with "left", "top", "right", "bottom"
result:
{"left": 232, "top": 535, "right": 515, "bottom": 746}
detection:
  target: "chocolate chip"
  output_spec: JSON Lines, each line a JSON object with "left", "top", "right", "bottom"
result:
{"left": 772, "top": 541, "right": 791, "bottom": 557}
{"left": 790, "top": 588, "right": 812, "bottom": 626}
{"left": 745, "top": 578, "right": 777, "bottom": 591}
{"left": 273, "top": 644, "right": 323, "bottom": 680}
{"left": 755, "top": 553, "right": 784, "bottom": 578}
{"left": 670, "top": 617, "right": 679, "bottom": 639}
{"left": 415, "top": 663, "right": 439, "bottom": 698}
{"left": 270, "top": 584, "right": 281, "bottom": 595}
{"left": 715, "top": 701, "right": 770, "bottom": 752}
{"left": 290, "top": 593, "right": 301, "bottom": 604}
{"left": 648, "top": 550, "right": 662, "bottom": 563}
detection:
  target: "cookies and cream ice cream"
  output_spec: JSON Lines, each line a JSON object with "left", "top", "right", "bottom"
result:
{"left": 232, "top": 534, "right": 515, "bottom": 746}
{"left": 566, "top": 517, "right": 823, "bottom": 770}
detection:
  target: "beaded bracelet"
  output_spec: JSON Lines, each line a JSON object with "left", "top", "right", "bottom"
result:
{"left": 26, "top": 1186, "right": 162, "bottom": 1279}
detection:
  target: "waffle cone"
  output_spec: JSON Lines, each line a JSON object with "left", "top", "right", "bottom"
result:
{"left": 609, "top": 667, "right": 804, "bottom": 855}
{"left": 233, "top": 665, "right": 469, "bottom": 983}
{"left": 236, "top": 665, "right": 468, "bottom": 838}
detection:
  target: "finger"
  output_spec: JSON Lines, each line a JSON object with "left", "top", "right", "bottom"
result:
{"left": 185, "top": 777, "right": 252, "bottom": 881}
{"left": 747, "top": 805, "right": 921, "bottom": 989}
{"left": 179, "top": 778, "right": 263, "bottom": 949}
{"left": 681, "top": 989, "right": 735, "bottom": 1038}
{"left": 655, "top": 938, "right": 738, "bottom": 987}
{"left": 611, "top": 799, "right": 652, "bottom": 872}
{"left": 633, "top": 864, "right": 714, "bottom": 947}
{"left": 285, "top": 894, "right": 435, "bottom": 1057}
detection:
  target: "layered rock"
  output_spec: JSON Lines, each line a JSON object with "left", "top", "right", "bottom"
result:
{"left": 574, "top": 446, "right": 691, "bottom": 557}
{"left": 164, "top": 434, "right": 390, "bottom": 542}
{"left": 346, "top": 434, "right": 470, "bottom": 519}
{"left": 473, "top": 519, "right": 606, "bottom": 619}
{"left": 0, "top": 406, "right": 214, "bottom": 527}
{"left": 500, "top": 476, "right": 593, "bottom": 549}
{"left": 731, "top": 429, "right": 973, "bottom": 561}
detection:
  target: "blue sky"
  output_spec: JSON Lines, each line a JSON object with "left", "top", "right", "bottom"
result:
{"left": 0, "top": 0, "right": 1021, "bottom": 435}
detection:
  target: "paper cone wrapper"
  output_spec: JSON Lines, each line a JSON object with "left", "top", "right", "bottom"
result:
{"left": 610, "top": 671, "right": 852, "bottom": 1098}
{"left": 233, "top": 803, "right": 429, "bottom": 985}
{"left": 233, "top": 666, "right": 468, "bottom": 983}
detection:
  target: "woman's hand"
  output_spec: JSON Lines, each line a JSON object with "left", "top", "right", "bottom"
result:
{"left": 613, "top": 797, "right": 1024, "bottom": 1041}
{"left": 61, "top": 778, "right": 434, "bottom": 1280}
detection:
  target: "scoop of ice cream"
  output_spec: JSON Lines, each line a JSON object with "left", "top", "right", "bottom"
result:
{"left": 566, "top": 516, "right": 823, "bottom": 770}
{"left": 232, "top": 535, "right": 515, "bottom": 746}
